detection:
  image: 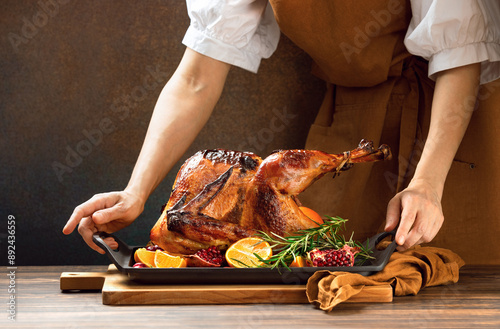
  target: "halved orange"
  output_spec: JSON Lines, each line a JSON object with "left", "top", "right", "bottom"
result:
{"left": 289, "top": 255, "right": 307, "bottom": 267}
{"left": 133, "top": 248, "right": 156, "bottom": 268}
{"left": 154, "top": 250, "right": 187, "bottom": 268}
{"left": 299, "top": 206, "right": 324, "bottom": 227}
{"left": 225, "top": 237, "right": 272, "bottom": 268}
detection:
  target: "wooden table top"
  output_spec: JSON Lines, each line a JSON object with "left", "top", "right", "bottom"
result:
{"left": 4, "top": 265, "right": 500, "bottom": 328}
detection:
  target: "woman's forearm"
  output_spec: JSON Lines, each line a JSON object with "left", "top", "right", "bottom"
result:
{"left": 411, "top": 63, "right": 481, "bottom": 195}
{"left": 386, "top": 62, "right": 481, "bottom": 249}
{"left": 125, "top": 48, "right": 231, "bottom": 204}
{"left": 62, "top": 49, "right": 231, "bottom": 251}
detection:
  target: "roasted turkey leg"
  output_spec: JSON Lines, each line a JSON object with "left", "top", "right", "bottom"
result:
{"left": 243, "top": 139, "right": 391, "bottom": 236}
{"left": 253, "top": 139, "right": 391, "bottom": 196}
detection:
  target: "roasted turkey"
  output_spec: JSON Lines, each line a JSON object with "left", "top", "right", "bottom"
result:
{"left": 150, "top": 139, "right": 391, "bottom": 254}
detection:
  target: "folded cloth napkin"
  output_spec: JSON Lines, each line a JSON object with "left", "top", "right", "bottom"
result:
{"left": 306, "top": 244, "right": 465, "bottom": 311}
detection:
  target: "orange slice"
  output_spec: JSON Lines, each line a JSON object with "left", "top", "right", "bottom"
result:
{"left": 133, "top": 248, "right": 156, "bottom": 268}
{"left": 299, "top": 206, "right": 324, "bottom": 227}
{"left": 154, "top": 250, "right": 187, "bottom": 268}
{"left": 225, "top": 237, "right": 272, "bottom": 268}
{"left": 289, "top": 255, "right": 307, "bottom": 267}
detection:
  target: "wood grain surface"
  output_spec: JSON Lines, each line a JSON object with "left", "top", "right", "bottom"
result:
{"left": 3, "top": 265, "right": 499, "bottom": 328}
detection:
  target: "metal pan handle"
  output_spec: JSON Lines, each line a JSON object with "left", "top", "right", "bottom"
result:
{"left": 92, "top": 232, "right": 135, "bottom": 272}
{"left": 366, "top": 230, "right": 396, "bottom": 250}
{"left": 364, "top": 230, "right": 397, "bottom": 267}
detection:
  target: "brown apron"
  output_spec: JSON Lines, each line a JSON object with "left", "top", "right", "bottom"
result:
{"left": 269, "top": 0, "right": 500, "bottom": 265}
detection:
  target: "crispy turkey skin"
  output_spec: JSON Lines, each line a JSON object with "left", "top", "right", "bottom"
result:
{"left": 150, "top": 139, "right": 391, "bottom": 254}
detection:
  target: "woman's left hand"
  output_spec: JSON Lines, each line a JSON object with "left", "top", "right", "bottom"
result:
{"left": 384, "top": 178, "right": 444, "bottom": 251}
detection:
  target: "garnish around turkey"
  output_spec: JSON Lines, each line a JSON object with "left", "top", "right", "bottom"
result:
{"left": 132, "top": 207, "right": 374, "bottom": 269}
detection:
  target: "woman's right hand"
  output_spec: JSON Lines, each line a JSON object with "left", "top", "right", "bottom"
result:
{"left": 62, "top": 190, "right": 145, "bottom": 254}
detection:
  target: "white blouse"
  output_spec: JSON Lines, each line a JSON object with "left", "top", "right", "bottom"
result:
{"left": 182, "top": 0, "right": 280, "bottom": 73}
{"left": 405, "top": 0, "right": 500, "bottom": 84}
{"left": 183, "top": 0, "right": 500, "bottom": 84}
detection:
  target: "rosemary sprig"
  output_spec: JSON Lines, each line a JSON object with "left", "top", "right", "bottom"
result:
{"left": 254, "top": 215, "right": 374, "bottom": 271}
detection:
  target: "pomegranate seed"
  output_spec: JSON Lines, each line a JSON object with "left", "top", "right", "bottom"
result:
{"left": 308, "top": 246, "right": 360, "bottom": 267}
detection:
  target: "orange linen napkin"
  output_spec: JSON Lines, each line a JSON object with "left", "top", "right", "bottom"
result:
{"left": 306, "top": 245, "right": 465, "bottom": 311}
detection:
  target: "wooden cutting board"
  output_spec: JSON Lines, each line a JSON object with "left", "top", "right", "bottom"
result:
{"left": 60, "top": 265, "right": 393, "bottom": 305}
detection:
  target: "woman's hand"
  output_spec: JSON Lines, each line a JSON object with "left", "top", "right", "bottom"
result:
{"left": 385, "top": 179, "right": 444, "bottom": 251}
{"left": 62, "top": 190, "right": 145, "bottom": 253}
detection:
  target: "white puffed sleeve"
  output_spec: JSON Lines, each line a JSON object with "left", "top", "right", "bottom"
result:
{"left": 405, "top": 0, "right": 500, "bottom": 84}
{"left": 182, "top": 0, "right": 280, "bottom": 73}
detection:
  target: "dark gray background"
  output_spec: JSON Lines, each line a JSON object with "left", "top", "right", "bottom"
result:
{"left": 1, "top": 1, "right": 325, "bottom": 265}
